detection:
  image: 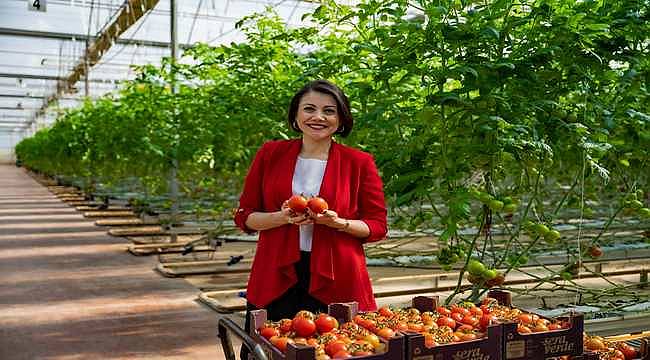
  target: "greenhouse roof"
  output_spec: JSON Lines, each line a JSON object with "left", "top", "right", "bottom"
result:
{"left": 0, "top": 0, "right": 340, "bottom": 136}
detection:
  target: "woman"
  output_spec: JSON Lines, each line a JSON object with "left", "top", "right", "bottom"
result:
{"left": 234, "top": 79, "right": 387, "bottom": 326}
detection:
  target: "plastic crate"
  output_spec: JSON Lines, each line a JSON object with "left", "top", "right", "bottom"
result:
{"left": 488, "top": 290, "right": 584, "bottom": 360}
{"left": 250, "top": 303, "right": 405, "bottom": 360}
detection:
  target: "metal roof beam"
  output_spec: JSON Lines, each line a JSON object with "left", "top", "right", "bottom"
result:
{"left": 0, "top": 72, "right": 120, "bottom": 84}
{"left": 0, "top": 27, "right": 188, "bottom": 49}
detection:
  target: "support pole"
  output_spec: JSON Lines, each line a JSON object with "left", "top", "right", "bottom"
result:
{"left": 168, "top": 0, "right": 179, "bottom": 243}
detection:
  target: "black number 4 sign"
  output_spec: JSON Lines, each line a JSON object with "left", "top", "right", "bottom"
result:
{"left": 29, "top": 0, "right": 47, "bottom": 12}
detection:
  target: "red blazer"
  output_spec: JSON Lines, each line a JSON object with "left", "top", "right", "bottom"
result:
{"left": 234, "top": 139, "right": 387, "bottom": 311}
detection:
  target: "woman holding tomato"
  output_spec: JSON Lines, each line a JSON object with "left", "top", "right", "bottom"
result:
{"left": 235, "top": 79, "right": 387, "bottom": 331}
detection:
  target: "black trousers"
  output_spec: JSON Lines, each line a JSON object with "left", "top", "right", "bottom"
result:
{"left": 241, "top": 251, "right": 326, "bottom": 358}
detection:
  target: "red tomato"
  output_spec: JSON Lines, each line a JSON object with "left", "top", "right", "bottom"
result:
{"left": 325, "top": 340, "right": 348, "bottom": 357}
{"left": 270, "top": 336, "right": 294, "bottom": 353}
{"left": 436, "top": 316, "right": 456, "bottom": 329}
{"left": 588, "top": 245, "right": 603, "bottom": 258}
{"left": 376, "top": 327, "right": 394, "bottom": 339}
{"left": 451, "top": 305, "right": 470, "bottom": 317}
{"left": 461, "top": 315, "right": 479, "bottom": 327}
{"left": 518, "top": 313, "right": 534, "bottom": 325}
{"left": 618, "top": 344, "right": 638, "bottom": 359}
{"left": 469, "top": 306, "right": 483, "bottom": 317}
{"left": 288, "top": 194, "right": 308, "bottom": 213}
{"left": 292, "top": 316, "right": 317, "bottom": 338}
{"left": 436, "top": 306, "right": 452, "bottom": 317}
{"left": 480, "top": 304, "right": 491, "bottom": 315}
{"left": 479, "top": 314, "right": 498, "bottom": 330}
{"left": 547, "top": 323, "right": 562, "bottom": 331}
{"left": 378, "top": 306, "right": 394, "bottom": 317}
{"left": 278, "top": 318, "right": 292, "bottom": 333}
{"left": 259, "top": 326, "right": 280, "bottom": 339}
{"left": 315, "top": 314, "right": 339, "bottom": 334}
{"left": 451, "top": 312, "right": 464, "bottom": 324}
{"left": 332, "top": 350, "right": 352, "bottom": 359}
{"left": 308, "top": 196, "right": 329, "bottom": 214}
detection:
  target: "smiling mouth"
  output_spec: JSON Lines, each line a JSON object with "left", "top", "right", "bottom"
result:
{"left": 306, "top": 124, "right": 328, "bottom": 130}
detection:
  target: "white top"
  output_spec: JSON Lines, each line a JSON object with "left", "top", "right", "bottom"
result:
{"left": 292, "top": 156, "right": 327, "bottom": 252}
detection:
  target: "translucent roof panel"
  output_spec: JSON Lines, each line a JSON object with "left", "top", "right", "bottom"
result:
{"left": 0, "top": 0, "right": 337, "bottom": 142}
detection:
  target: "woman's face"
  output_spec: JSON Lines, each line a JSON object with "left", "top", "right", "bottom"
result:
{"left": 295, "top": 91, "right": 340, "bottom": 143}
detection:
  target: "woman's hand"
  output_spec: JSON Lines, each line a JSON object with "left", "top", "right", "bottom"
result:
{"left": 281, "top": 200, "right": 312, "bottom": 226}
{"left": 310, "top": 209, "right": 347, "bottom": 230}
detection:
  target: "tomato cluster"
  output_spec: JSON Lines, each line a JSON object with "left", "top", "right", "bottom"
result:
{"left": 471, "top": 191, "right": 519, "bottom": 214}
{"left": 479, "top": 297, "right": 569, "bottom": 334}
{"left": 557, "top": 335, "right": 639, "bottom": 360}
{"left": 287, "top": 195, "right": 329, "bottom": 214}
{"left": 522, "top": 220, "right": 561, "bottom": 243}
{"left": 465, "top": 259, "right": 505, "bottom": 288}
{"left": 584, "top": 335, "right": 639, "bottom": 360}
{"left": 256, "top": 310, "right": 386, "bottom": 359}
{"left": 352, "top": 303, "right": 493, "bottom": 348}
{"left": 437, "top": 245, "right": 466, "bottom": 270}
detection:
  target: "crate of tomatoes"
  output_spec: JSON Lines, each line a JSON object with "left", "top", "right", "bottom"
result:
{"left": 346, "top": 296, "right": 503, "bottom": 360}
{"left": 486, "top": 290, "right": 584, "bottom": 360}
{"left": 563, "top": 334, "right": 649, "bottom": 360}
{"left": 250, "top": 303, "right": 405, "bottom": 360}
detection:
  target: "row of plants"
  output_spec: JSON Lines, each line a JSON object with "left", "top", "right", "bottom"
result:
{"left": 16, "top": 0, "right": 649, "bottom": 306}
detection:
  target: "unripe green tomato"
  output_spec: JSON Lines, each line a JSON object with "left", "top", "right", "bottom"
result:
{"left": 469, "top": 189, "right": 481, "bottom": 199}
{"left": 449, "top": 254, "right": 460, "bottom": 264}
{"left": 456, "top": 250, "right": 466, "bottom": 260}
{"left": 501, "top": 196, "right": 513, "bottom": 205}
{"left": 636, "top": 189, "right": 645, "bottom": 198}
{"left": 503, "top": 204, "right": 517, "bottom": 213}
{"left": 534, "top": 223, "right": 550, "bottom": 236}
{"left": 467, "top": 259, "right": 486, "bottom": 276}
{"left": 519, "top": 255, "right": 529, "bottom": 265}
{"left": 522, "top": 220, "right": 535, "bottom": 229}
{"left": 639, "top": 208, "right": 650, "bottom": 218}
{"left": 560, "top": 272, "right": 573, "bottom": 281}
{"left": 478, "top": 192, "right": 493, "bottom": 204}
{"left": 544, "top": 229, "right": 561, "bottom": 243}
{"left": 488, "top": 200, "right": 504, "bottom": 212}
{"left": 482, "top": 268, "right": 498, "bottom": 280}
{"left": 629, "top": 200, "right": 644, "bottom": 209}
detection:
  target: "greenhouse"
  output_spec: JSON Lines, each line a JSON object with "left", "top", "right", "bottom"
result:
{"left": 1, "top": 0, "right": 649, "bottom": 359}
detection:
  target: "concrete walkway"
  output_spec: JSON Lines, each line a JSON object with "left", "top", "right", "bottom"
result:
{"left": 0, "top": 165, "right": 227, "bottom": 359}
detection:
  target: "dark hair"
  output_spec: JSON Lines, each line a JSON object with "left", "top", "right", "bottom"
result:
{"left": 287, "top": 79, "right": 354, "bottom": 138}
